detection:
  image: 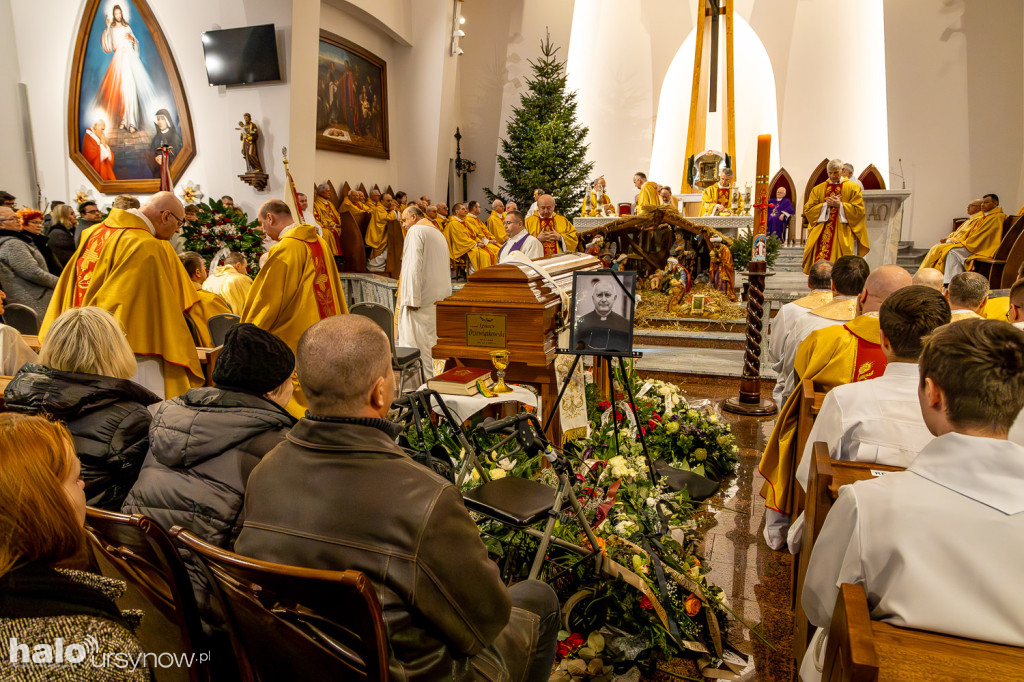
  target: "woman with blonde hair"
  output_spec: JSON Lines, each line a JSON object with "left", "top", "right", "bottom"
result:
{"left": 0, "top": 413, "right": 148, "bottom": 681}
{"left": 47, "top": 203, "right": 79, "bottom": 270}
{"left": 4, "top": 307, "right": 159, "bottom": 509}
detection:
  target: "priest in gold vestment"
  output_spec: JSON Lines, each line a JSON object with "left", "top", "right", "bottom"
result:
{"left": 40, "top": 192, "right": 203, "bottom": 398}
{"left": 312, "top": 183, "right": 345, "bottom": 257}
{"left": 632, "top": 172, "right": 660, "bottom": 213}
{"left": 179, "top": 251, "right": 232, "bottom": 347}
{"left": 486, "top": 199, "right": 508, "bottom": 244}
{"left": 525, "top": 194, "right": 579, "bottom": 256}
{"left": 340, "top": 190, "right": 369, "bottom": 216}
{"left": 203, "top": 252, "right": 252, "bottom": 314}
{"left": 365, "top": 193, "right": 397, "bottom": 272}
{"left": 242, "top": 199, "right": 347, "bottom": 418}
{"left": 801, "top": 159, "right": 868, "bottom": 274}
{"left": 918, "top": 194, "right": 1004, "bottom": 283}
{"left": 446, "top": 203, "right": 499, "bottom": 272}
{"left": 582, "top": 177, "right": 613, "bottom": 216}
{"left": 699, "top": 167, "right": 745, "bottom": 216}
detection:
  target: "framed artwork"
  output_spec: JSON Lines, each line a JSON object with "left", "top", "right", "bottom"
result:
{"left": 569, "top": 270, "right": 637, "bottom": 356}
{"left": 68, "top": 0, "right": 195, "bottom": 193}
{"left": 316, "top": 30, "right": 389, "bottom": 159}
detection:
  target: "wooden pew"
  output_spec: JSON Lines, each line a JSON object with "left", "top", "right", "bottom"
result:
{"left": 823, "top": 583, "right": 1024, "bottom": 681}
{"left": 968, "top": 213, "right": 1024, "bottom": 288}
{"left": 196, "top": 346, "right": 222, "bottom": 387}
{"left": 793, "top": 444, "right": 904, "bottom": 667}
{"left": 788, "top": 380, "right": 827, "bottom": 609}
{"left": 22, "top": 334, "right": 40, "bottom": 351}
{"left": 384, "top": 218, "right": 404, "bottom": 279}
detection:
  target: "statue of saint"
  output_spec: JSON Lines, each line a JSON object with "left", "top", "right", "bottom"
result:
{"left": 238, "top": 113, "right": 263, "bottom": 174}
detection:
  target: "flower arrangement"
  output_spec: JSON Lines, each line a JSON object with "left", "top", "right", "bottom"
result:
{"left": 405, "top": 367, "right": 746, "bottom": 678}
{"left": 181, "top": 198, "right": 264, "bottom": 274}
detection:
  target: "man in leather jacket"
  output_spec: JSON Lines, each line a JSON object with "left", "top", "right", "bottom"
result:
{"left": 235, "top": 315, "right": 559, "bottom": 681}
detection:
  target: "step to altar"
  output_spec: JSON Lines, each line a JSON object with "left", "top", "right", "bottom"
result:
{"left": 634, "top": 329, "right": 747, "bottom": 350}
{"left": 639, "top": 316, "right": 747, "bottom": 333}
{"left": 635, "top": 344, "right": 776, "bottom": 380}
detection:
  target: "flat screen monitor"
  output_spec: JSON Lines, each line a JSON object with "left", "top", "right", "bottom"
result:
{"left": 202, "top": 24, "right": 281, "bottom": 86}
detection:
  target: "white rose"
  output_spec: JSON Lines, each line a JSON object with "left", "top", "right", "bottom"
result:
{"left": 498, "top": 457, "right": 514, "bottom": 471}
{"left": 646, "top": 497, "right": 656, "bottom": 507}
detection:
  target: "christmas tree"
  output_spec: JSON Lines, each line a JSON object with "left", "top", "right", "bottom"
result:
{"left": 486, "top": 31, "right": 593, "bottom": 217}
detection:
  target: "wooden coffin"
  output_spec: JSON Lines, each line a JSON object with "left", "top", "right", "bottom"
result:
{"left": 433, "top": 253, "right": 601, "bottom": 440}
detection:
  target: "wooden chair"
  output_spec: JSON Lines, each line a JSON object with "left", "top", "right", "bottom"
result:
{"left": 170, "top": 527, "right": 389, "bottom": 682}
{"left": 84, "top": 508, "right": 210, "bottom": 682}
{"left": 970, "top": 214, "right": 1024, "bottom": 287}
{"left": 384, "top": 217, "right": 404, "bottom": 279}
{"left": 823, "top": 583, "right": 1024, "bottom": 681}
{"left": 793, "top": 449, "right": 905, "bottom": 667}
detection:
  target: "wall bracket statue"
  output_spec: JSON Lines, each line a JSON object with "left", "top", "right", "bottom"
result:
{"left": 237, "top": 113, "right": 268, "bottom": 190}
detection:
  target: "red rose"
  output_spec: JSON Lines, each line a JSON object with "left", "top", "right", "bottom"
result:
{"left": 556, "top": 633, "right": 586, "bottom": 658}
{"left": 597, "top": 400, "right": 611, "bottom": 410}
{"left": 653, "top": 413, "right": 662, "bottom": 422}
{"left": 640, "top": 427, "right": 646, "bottom": 436}
{"left": 615, "top": 413, "right": 624, "bottom": 422}
{"left": 640, "top": 595, "right": 654, "bottom": 610}
{"left": 648, "top": 419, "right": 658, "bottom": 430}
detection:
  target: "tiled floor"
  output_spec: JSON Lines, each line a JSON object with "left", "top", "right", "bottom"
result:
{"left": 693, "top": 399, "right": 794, "bottom": 681}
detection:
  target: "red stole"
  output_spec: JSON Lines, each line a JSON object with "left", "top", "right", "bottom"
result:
{"left": 539, "top": 218, "right": 559, "bottom": 257}
{"left": 844, "top": 322, "right": 888, "bottom": 382}
{"left": 73, "top": 224, "right": 145, "bottom": 307}
{"left": 301, "top": 238, "right": 339, "bottom": 318}
{"left": 813, "top": 182, "right": 844, "bottom": 262}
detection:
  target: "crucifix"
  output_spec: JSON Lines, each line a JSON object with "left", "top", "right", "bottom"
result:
{"left": 682, "top": 0, "right": 737, "bottom": 193}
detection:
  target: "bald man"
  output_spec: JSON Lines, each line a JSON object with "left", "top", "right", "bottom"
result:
{"left": 524, "top": 194, "right": 579, "bottom": 256}
{"left": 40, "top": 191, "right": 203, "bottom": 398}
{"left": 912, "top": 267, "right": 944, "bottom": 291}
{"left": 236, "top": 315, "right": 559, "bottom": 681}
{"left": 487, "top": 199, "right": 507, "bottom": 244}
{"left": 760, "top": 264, "right": 913, "bottom": 549}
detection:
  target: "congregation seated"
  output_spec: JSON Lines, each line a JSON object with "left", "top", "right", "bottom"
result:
{"left": 202, "top": 251, "right": 252, "bottom": 314}
{"left": 447, "top": 202, "right": 500, "bottom": 273}
{"left": 487, "top": 199, "right": 508, "bottom": 243}
{"left": 0, "top": 413, "right": 148, "bottom": 681}
{"left": 800, "top": 319, "right": 1024, "bottom": 680}
{"left": 910, "top": 266, "right": 943, "bottom": 290}
{"left": 122, "top": 323, "right": 295, "bottom": 619}
{"left": 918, "top": 193, "right": 1004, "bottom": 283}
{"left": 0, "top": 205, "right": 58, "bottom": 321}
{"left": 4, "top": 307, "right": 159, "bottom": 510}
{"left": 788, "top": 286, "right": 951, "bottom": 553}
{"left": 944, "top": 270, "right": 989, "bottom": 320}
{"left": 767, "top": 260, "right": 833, "bottom": 371}
{"left": 234, "top": 315, "right": 560, "bottom": 681}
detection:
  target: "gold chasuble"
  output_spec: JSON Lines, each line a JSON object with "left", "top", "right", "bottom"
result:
{"left": 365, "top": 202, "right": 391, "bottom": 259}
{"left": 340, "top": 197, "right": 368, "bottom": 217}
{"left": 446, "top": 217, "right": 499, "bottom": 271}
{"left": 801, "top": 180, "right": 868, "bottom": 274}
{"left": 432, "top": 217, "right": 447, "bottom": 233}
{"left": 241, "top": 223, "right": 347, "bottom": 417}
{"left": 40, "top": 208, "right": 203, "bottom": 398}
{"left": 189, "top": 282, "right": 232, "bottom": 347}
{"left": 792, "top": 289, "right": 833, "bottom": 311}
{"left": 581, "top": 191, "right": 612, "bottom": 217}
{"left": 468, "top": 215, "right": 495, "bottom": 241}
{"left": 487, "top": 211, "right": 508, "bottom": 244}
{"left": 918, "top": 208, "right": 1005, "bottom": 273}
{"left": 636, "top": 182, "right": 660, "bottom": 212}
{"left": 759, "top": 313, "right": 886, "bottom": 514}
{"left": 312, "top": 196, "right": 344, "bottom": 257}
{"left": 699, "top": 184, "right": 744, "bottom": 216}
{"left": 525, "top": 214, "right": 579, "bottom": 257}
{"left": 204, "top": 265, "right": 252, "bottom": 314}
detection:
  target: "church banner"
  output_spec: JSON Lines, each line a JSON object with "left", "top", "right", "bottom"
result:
{"left": 68, "top": 0, "right": 195, "bottom": 193}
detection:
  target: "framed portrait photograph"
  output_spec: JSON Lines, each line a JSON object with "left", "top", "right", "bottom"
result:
{"left": 316, "top": 30, "right": 389, "bottom": 159}
{"left": 569, "top": 270, "right": 637, "bottom": 356}
{"left": 68, "top": 0, "right": 195, "bottom": 193}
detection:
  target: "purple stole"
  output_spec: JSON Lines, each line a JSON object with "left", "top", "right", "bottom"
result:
{"left": 501, "top": 232, "right": 531, "bottom": 259}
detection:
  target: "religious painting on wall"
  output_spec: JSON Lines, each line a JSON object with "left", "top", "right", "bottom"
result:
{"left": 316, "top": 30, "right": 389, "bottom": 159}
{"left": 68, "top": 0, "right": 195, "bottom": 193}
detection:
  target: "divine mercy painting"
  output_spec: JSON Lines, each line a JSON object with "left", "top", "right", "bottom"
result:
{"left": 69, "top": 0, "right": 194, "bottom": 192}
{"left": 316, "top": 30, "right": 389, "bottom": 159}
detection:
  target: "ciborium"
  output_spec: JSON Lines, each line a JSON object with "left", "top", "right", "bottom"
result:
{"left": 489, "top": 350, "right": 513, "bottom": 394}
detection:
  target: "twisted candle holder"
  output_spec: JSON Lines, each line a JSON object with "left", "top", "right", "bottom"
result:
{"left": 723, "top": 260, "right": 776, "bottom": 416}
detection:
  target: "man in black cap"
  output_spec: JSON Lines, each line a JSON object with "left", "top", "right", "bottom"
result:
{"left": 122, "top": 323, "right": 296, "bottom": 621}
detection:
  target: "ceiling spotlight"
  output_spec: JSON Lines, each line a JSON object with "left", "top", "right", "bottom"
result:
{"left": 455, "top": 47, "right": 464, "bottom": 56}
{"left": 459, "top": 16, "right": 466, "bottom": 25}
{"left": 454, "top": 29, "right": 465, "bottom": 37}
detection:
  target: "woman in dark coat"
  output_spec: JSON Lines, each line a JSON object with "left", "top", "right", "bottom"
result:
{"left": 45, "top": 203, "right": 78, "bottom": 271}
{"left": 4, "top": 307, "right": 158, "bottom": 510}
{"left": 0, "top": 413, "right": 148, "bottom": 681}
{"left": 0, "top": 207, "right": 57, "bottom": 320}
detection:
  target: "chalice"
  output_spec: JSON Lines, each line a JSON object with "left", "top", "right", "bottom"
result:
{"left": 489, "top": 350, "right": 513, "bottom": 394}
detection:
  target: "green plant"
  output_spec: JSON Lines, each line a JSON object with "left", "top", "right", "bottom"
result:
{"left": 729, "top": 231, "right": 781, "bottom": 268}
{"left": 182, "top": 199, "right": 264, "bottom": 274}
{"left": 485, "top": 31, "right": 593, "bottom": 218}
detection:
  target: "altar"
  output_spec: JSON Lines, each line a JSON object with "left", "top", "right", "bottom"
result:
{"left": 861, "top": 189, "right": 911, "bottom": 269}
{"left": 574, "top": 214, "right": 753, "bottom": 240}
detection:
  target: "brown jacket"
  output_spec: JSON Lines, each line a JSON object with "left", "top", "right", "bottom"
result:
{"left": 234, "top": 417, "right": 512, "bottom": 681}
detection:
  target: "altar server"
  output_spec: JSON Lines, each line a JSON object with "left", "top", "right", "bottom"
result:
{"left": 800, "top": 318, "right": 1024, "bottom": 679}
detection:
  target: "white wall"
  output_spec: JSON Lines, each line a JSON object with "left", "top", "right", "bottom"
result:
{"left": 0, "top": 0, "right": 31, "bottom": 205}
{"left": 9, "top": 0, "right": 293, "bottom": 217}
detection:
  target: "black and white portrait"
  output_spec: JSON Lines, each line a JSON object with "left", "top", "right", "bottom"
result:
{"left": 570, "top": 270, "right": 636, "bottom": 355}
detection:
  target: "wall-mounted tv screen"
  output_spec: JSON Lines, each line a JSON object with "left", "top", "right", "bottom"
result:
{"left": 202, "top": 24, "right": 281, "bottom": 86}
